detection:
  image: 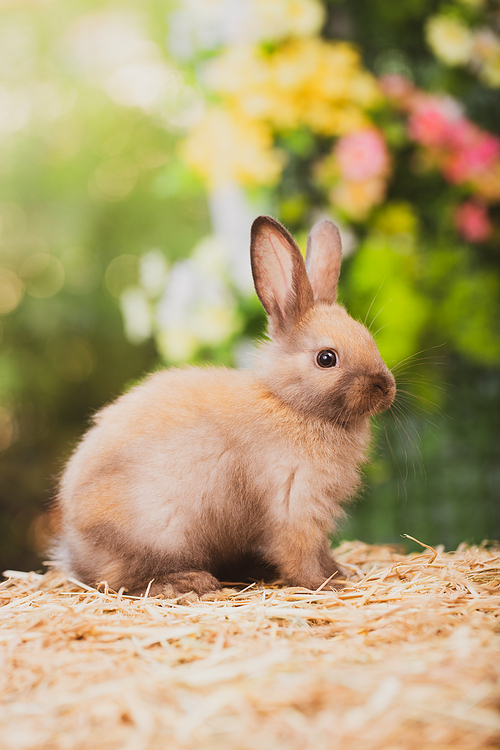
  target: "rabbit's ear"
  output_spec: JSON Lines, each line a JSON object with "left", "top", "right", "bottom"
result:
{"left": 306, "top": 220, "right": 342, "bottom": 304}
{"left": 251, "top": 216, "right": 314, "bottom": 332}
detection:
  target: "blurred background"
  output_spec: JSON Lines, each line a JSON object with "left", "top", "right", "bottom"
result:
{"left": 1, "top": 0, "right": 499, "bottom": 573}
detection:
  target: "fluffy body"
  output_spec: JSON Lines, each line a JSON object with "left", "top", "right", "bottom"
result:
{"left": 54, "top": 217, "right": 395, "bottom": 596}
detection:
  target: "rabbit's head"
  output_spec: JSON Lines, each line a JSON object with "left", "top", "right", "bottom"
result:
{"left": 251, "top": 216, "right": 395, "bottom": 425}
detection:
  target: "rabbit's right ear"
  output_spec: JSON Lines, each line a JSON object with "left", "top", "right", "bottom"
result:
{"left": 251, "top": 216, "right": 314, "bottom": 333}
{"left": 306, "top": 220, "right": 342, "bottom": 304}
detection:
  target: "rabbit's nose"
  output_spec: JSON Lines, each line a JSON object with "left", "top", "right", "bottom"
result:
{"left": 372, "top": 374, "right": 392, "bottom": 393}
{"left": 371, "top": 372, "right": 396, "bottom": 410}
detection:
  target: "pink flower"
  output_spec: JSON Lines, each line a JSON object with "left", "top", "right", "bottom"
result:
{"left": 454, "top": 201, "right": 492, "bottom": 243}
{"left": 330, "top": 177, "right": 386, "bottom": 220}
{"left": 334, "top": 129, "right": 390, "bottom": 182}
{"left": 381, "top": 75, "right": 500, "bottom": 205}
{"left": 445, "top": 132, "right": 500, "bottom": 183}
{"left": 407, "top": 96, "right": 462, "bottom": 148}
{"left": 445, "top": 119, "right": 477, "bottom": 150}
{"left": 379, "top": 74, "right": 415, "bottom": 104}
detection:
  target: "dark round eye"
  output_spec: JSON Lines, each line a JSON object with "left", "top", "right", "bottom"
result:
{"left": 316, "top": 350, "right": 338, "bottom": 368}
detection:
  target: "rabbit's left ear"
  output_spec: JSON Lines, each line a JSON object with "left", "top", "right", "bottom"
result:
{"left": 306, "top": 220, "right": 342, "bottom": 304}
{"left": 251, "top": 216, "right": 314, "bottom": 333}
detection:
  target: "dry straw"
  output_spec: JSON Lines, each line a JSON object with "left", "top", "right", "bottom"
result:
{"left": 1, "top": 539, "right": 499, "bottom": 749}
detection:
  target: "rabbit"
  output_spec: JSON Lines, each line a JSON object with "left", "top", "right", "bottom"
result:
{"left": 52, "top": 216, "right": 396, "bottom": 597}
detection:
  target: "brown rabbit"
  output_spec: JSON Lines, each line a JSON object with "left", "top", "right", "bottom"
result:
{"left": 53, "top": 216, "right": 395, "bottom": 596}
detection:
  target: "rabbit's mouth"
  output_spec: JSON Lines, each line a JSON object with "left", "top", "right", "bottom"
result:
{"left": 342, "top": 371, "right": 396, "bottom": 420}
{"left": 370, "top": 383, "right": 396, "bottom": 414}
{"left": 364, "top": 374, "right": 396, "bottom": 415}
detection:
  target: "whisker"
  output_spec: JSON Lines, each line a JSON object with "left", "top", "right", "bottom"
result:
{"left": 380, "top": 417, "right": 407, "bottom": 503}
{"left": 394, "top": 397, "right": 441, "bottom": 429}
{"left": 391, "top": 403, "right": 424, "bottom": 454}
{"left": 399, "top": 412, "right": 426, "bottom": 481}
{"left": 396, "top": 389, "right": 440, "bottom": 411}
{"left": 391, "top": 343, "right": 447, "bottom": 372}
{"left": 395, "top": 377, "right": 449, "bottom": 393}
{"left": 364, "top": 279, "right": 386, "bottom": 328}
{"left": 367, "top": 301, "right": 390, "bottom": 333}
{"left": 386, "top": 405, "right": 426, "bottom": 484}
{"left": 391, "top": 347, "right": 447, "bottom": 375}
{"left": 395, "top": 386, "right": 445, "bottom": 417}
{"left": 392, "top": 360, "right": 447, "bottom": 375}
{"left": 372, "top": 323, "right": 389, "bottom": 339}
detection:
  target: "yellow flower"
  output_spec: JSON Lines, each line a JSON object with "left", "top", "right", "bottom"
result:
{"left": 315, "top": 104, "right": 370, "bottom": 136}
{"left": 183, "top": 107, "right": 285, "bottom": 187}
{"left": 348, "top": 71, "right": 382, "bottom": 108}
{"left": 315, "top": 149, "right": 340, "bottom": 188}
{"left": 157, "top": 327, "right": 198, "bottom": 363}
{"left": 473, "top": 30, "right": 500, "bottom": 87}
{"left": 472, "top": 162, "right": 500, "bottom": 201}
{"left": 206, "top": 38, "right": 380, "bottom": 136}
{"left": 482, "top": 54, "right": 500, "bottom": 87}
{"left": 426, "top": 15, "right": 474, "bottom": 66}
{"left": 190, "top": 304, "right": 241, "bottom": 346}
{"left": 185, "top": 35, "right": 382, "bottom": 191}
{"left": 374, "top": 203, "right": 418, "bottom": 236}
{"left": 330, "top": 178, "right": 386, "bottom": 221}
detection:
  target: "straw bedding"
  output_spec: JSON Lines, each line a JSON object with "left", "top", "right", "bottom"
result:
{"left": 1, "top": 539, "right": 499, "bottom": 750}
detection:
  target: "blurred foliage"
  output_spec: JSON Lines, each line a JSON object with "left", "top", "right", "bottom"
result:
{"left": 0, "top": 0, "right": 210, "bottom": 570}
{"left": 0, "top": 0, "right": 499, "bottom": 572}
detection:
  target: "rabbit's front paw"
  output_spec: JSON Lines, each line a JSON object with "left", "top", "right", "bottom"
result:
{"left": 140, "top": 571, "right": 222, "bottom": 599}
{"left": 320, "top": 554, "right": 351, "bottom": 583}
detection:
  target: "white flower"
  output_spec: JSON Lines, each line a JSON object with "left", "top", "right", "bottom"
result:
{"left": 155, "top": 236, "right": 241, "bottom": 362}
{"left": 472, "top": 29, "right": 500, "bottom": 88}
{"left": 168, "top": 0, "right": 251, "bottom": 59}
{"left": 426, "top": 15, "right": 474, "bottom": 66}
{"left": 139, "top": 250, "right": 169, "bottom": 298}
{"left": 167, "top": 0, "right": 325, "bottom": 58}
{"left": 120, "top": 287, "right": 153, "bottom": 343}
{"left": 253, "top": 0, "right": 324, "bottom": 41}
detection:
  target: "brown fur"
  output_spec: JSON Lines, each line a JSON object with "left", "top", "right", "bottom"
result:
{"left": 52, "top": 217, "right": 395, "bottom": 596}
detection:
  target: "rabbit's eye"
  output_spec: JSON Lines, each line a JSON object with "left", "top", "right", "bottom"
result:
{"left": 316, "top": 350, "right": 338, "bottom": 368}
